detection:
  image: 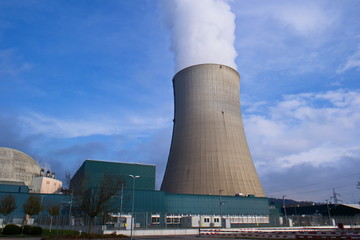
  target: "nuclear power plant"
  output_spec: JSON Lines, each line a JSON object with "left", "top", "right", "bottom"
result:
{"left": 161, "top": 64, "right": 265, "bottom": 197}
{"left": 0, "top": 64, "right": 271, "bottom": 227}
{"left": 0, "top": 64, "right": 274, "bottom": 230}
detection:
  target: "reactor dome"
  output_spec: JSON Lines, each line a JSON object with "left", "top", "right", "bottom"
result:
{"left": 0, "top": 147, "right": 41, "bottom": 186}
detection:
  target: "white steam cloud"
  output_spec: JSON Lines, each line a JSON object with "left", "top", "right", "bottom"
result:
{"left": 164, "top": 0, "right": 238, "bottom": 72}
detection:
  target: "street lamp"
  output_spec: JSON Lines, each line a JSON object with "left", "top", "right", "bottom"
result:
{"left": 282, "top": 196, "right": 287, "bottom": 226}
{"left": 68, "top": 190, "right": 73, "bottom": 226}
{"left": 129, "top": 175, "right": 140, "bottom": 240}
{"left": 219, "top": 190, "right": 224, "bottom": 228}
{"left": 120, "top": 183, "right": 124, "bottom": 219}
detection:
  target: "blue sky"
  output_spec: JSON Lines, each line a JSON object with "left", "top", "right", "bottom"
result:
{"left": 1, "top": 0, "right": 360, "bottom": 203}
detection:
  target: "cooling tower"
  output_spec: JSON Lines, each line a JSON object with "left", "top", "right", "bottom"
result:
{"left": 161, "top": 64, "right": 265, "bottom": 197}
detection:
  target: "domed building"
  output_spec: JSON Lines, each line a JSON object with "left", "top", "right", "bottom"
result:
{"left": 0, "top": 147, "right": 41, "bottom": 186}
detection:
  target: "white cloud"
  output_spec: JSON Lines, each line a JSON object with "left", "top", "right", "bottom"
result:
{"left": 271, "top": 3, "right": 336, "bottom": 36}
{"left": 20, "top": 112, "right": 169, "bottom": 138}
{"left": 234, "top": 1, "right": 337, "bottom": 37}
{"left": 337, "top": 45, "right": 360, "bottom": 73}
{"left": 245, "top": 89, "right": 360, "bottom": 172}
{"left": 0, "top": 49, "right": 32, "bottom": 78}
{"left": 231, "top": 1, "right": 344, "bottom": 82}
{"left": 276, "top": 145, "right": 359, "bottom": 168}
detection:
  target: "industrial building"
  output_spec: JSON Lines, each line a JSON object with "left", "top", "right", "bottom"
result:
{"left": 283, "top": 203, "right": 360, "bottom": 226}
{"left": 161, "top": 64, "right": 265, "bottom": 197}
{"left": 68, "top": 159, "right": 271, "bottom": 228}
{"left": 32, "top": 171, "right": 62, "bottom": 194}
{"left": 70, "top": 159, "right": 156, "bottom": 192}
{"left": 0, "top": 158, "right": 273, "bottom": 229}
{"left": 68, "top": 159, "right": 268, "bottom": 218}
{"left": 0, "top": 147, "right": 271, "bottom": 228}
{"left": 0, "top": 147, "right": 61, "bottom": 194}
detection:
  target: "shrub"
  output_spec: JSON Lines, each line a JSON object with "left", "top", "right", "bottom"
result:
{"left": 30, "top": 226, "right": 43, "bottom": 235}
{"left": 22, "top": 225, "right": 32, "bottom": 235}
{"left": 2, "top": 224, "right": 21, "bottom": 235}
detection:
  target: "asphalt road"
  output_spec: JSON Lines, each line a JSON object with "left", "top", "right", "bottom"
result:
{"left": 0, "top": 236, "right": 245, "bottom": 240}
{"left": 134, "top": 236, "right": 240, "bottom": 239}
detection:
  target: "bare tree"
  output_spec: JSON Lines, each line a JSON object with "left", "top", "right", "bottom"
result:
{"left": 73, "top": 174, "right": 124, "bottom": 234}
{"left": 23, "top": 195, "right": 42, "bottom": 222}
{"left": 47, "top": 205, "right": 60, "bottom": 232}
{"left": 63, "top": 169, "right": 72, "bottom": 190}
{"left": 0, "top": 194, "right": 17, "bottom": 223}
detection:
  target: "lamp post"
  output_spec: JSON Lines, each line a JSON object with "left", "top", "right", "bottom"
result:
{"left": 282, "top": 196, "right": 287, "bottom": 226}
{"left": 129, "top": 175, "right": 140, "bottom": 240}
{"left": 219, "top": 189, "right": 224, "bottom": 227}
{"left": 120, "top": 183, "right": 124, "bottom": 221}
{"left": 68, "top": 190, "right": 73, "bottom": 226}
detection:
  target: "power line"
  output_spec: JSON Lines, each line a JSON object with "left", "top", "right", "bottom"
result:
{"left": 265, "top": 172, "right": 360, "bottom": 195}
{"left": 267, "top": 183, "right": 359, "bottom": 202}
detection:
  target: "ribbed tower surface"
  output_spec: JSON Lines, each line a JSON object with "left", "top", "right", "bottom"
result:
{"left": 161, "top": 64, "right": 265, "bottom": 197}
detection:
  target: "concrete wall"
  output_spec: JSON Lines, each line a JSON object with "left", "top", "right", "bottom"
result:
{"left": 32, "top": 176, "right": 62, "bottom": 194}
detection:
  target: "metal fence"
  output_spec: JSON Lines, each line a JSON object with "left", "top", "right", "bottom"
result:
{"left": 287, "top": 215, "right": 360, "bottom": 227}
{"left": 2, "top": 213, "right": 360, "bottom": 234}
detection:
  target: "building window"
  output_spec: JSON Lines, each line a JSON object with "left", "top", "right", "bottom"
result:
{"left": 204, "top": 218, "right": 210, "bottom": 223}
{"left": 214, "top": 218, "right": 219, "bottom": 222}
{"left": 151, "top": 217, "right": 160, "bottom": 224}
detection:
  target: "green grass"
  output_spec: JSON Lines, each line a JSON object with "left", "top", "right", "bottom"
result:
{"left": 0, "top": 228, "right": 79, "bottom": 238}
{"left": 42, "top": 232, "right": 128, "bottom": 239}
{"left": 41, "top": 228, "right": 80, "bottom": 236}
{"left": 41, "top": 229, "right": 128, "bottom": 239}
{"left": 1, "top": 228, "right": 127, "bottom": 239}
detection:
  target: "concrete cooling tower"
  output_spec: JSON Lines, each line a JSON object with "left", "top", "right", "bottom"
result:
{"left": 161, "top": 64, "right": 265, "bottom": 197}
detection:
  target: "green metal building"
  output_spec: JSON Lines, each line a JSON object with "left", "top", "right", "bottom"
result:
{"left": 1, "top": 160, "right": 274, "bottom": 228}
{"left": 68, "top": 160, "right": 271, "bottom": 225}
{"left": 70, "top": 159, "right": 156, "bottom": 192}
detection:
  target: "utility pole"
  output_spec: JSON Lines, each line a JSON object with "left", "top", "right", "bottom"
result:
{"left": 325, "top": 199, "right": 331, "bottom": 224}
{"left": 330, "top": 188, "right": 342, "bottom": 204}
{"left": 282, "top": 196, "right": 287, "bottom": 226}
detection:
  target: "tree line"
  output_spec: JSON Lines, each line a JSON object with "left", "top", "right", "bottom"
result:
{"left": 0, "top": 173, "right": 125, "bottom": 234}
{"left": 0, "top": 194, "right": 60, "bottom": 223}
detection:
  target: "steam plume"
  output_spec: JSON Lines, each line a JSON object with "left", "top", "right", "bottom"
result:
{"left": 164, "top": 0, "right": 238, "bottom": 72}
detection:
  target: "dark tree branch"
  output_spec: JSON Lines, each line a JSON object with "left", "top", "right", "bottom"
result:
{"left": 0, "top": 194, "right": 17, "bottom": 217}
{"left": 73, "top": 173, "right": 124, "bottom": 233}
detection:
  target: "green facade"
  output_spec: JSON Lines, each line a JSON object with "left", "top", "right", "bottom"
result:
{"left": 1, "top": 160, "right": 271, "bottom": 224}
{"left": 0, "top": 189, "right": 270, "bottom": 218}
{"left": 69, "top": 160, "right": 269, "bottom": 216}
{"left": 70, "top": 160, "right": 156, "bottom": 192}
{"left": 164, "top": 193, "right": 269, "bottom": 215}
{"left": 95, "top": 189, "right": 270, "bottom": 215}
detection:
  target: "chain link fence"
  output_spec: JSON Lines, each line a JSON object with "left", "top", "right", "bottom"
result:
{"left": 3, "top": 213, "right": 360, "bottom": 234}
